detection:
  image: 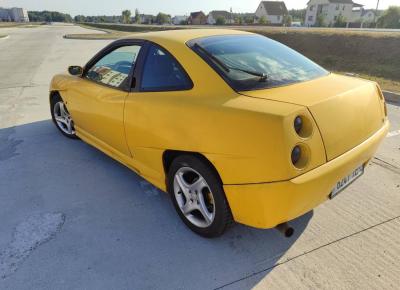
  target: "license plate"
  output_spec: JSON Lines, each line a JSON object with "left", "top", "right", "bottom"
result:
{"left": 330, "top": 165, "right": 364, "bottom": 199}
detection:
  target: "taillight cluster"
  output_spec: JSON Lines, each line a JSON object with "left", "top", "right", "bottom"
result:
{"left": 291, "top": 115, "right": 313, "bottom": 169}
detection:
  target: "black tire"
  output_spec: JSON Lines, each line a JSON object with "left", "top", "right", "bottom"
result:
{"left": 50, "top": 93, "right": 78, "bottom": 139}
{"left": 167, "top": 155, "right": 233, "bottom": 238}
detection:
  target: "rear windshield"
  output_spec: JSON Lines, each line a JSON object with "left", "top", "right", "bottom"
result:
{"left": 188, "top": 35, "right": 329, "bottom": 91}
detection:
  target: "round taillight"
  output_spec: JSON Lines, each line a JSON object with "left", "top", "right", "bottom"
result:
{"left": 294, "top": 116, "right": 303, "bottom": 135}
{"left": 291, "top": 146, "right": 301, "bottom": 165}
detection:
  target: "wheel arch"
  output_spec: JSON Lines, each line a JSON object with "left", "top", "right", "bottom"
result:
{"left": 49, "top": 90, "right": 68, "bottom": 102}
{"left": 162, "top": 150, "right": 223, "bottom": 185}
{"left": 49, "top": 90, "right": 59, "bottom": 101}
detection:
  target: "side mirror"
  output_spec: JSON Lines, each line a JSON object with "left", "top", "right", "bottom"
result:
{"left": 68, "top": 66, "right": 83, "bottom": 76}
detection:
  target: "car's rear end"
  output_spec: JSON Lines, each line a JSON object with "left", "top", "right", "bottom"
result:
{"left": 225, "top": 74, "right": 389, "bottom": 228}
{"left": 188, "top": 32, "right": 389, "bottom": 229}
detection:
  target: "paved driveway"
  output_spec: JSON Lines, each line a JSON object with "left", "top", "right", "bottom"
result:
{"left": 0, "top": 25, "right": 399, "bottom": 290}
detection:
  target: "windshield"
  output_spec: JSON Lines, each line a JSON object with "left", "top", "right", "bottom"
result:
{"left": 188, "top": 35, "right": 329, "bottom": 91}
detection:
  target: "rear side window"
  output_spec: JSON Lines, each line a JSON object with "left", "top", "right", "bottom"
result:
{"left": 140, "top": 44, "right": 192, "bottom": 92}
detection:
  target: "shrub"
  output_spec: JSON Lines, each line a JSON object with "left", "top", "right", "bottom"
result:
{"left": 377, "top": 6, "right": 400, "bottom": 28}
{"left": 215, "top": 16, "right": 226, "bottom": 25}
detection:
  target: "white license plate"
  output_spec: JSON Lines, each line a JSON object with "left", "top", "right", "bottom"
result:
{"left": 330, "top": 165, "right": 364, "bottom": 199}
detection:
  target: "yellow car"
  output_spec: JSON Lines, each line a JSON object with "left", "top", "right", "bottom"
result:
{"left": 50, "top": 29, "right": 389, "bottom": 237}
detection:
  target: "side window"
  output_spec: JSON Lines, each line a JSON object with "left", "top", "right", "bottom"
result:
{"left": 140, "top": 45, "right": 192, "bottom": 91}
{"left": 86, "top": 45, "right": 141, "bottom": 89}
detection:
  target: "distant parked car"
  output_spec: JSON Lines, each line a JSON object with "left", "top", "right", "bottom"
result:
{"left": 49, "top": 29, "right": 389, "bottom": 237}
{"left": 291, "top": 21, "right": 302, "bottom": 27}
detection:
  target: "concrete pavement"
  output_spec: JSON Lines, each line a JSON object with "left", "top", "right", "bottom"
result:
{"left": 0, "top": 25, "right": 399, "bottom": 290}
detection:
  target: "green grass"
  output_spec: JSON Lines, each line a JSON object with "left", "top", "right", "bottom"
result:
{"left": 0, "top": 22, "right": 46, "bottom": 29}
{"left": 355, "top": 74, "right": 400, "bottom": 93}
{"left": 0, "top": 22, "right": 23, "bottom": 28}
{"left": 64, "top": 25, "right": 128, "bottom": 40}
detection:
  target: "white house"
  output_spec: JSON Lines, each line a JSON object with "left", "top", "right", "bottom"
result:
{"left": 172, "top": 15, "right": 188, "bottom": 25}
{"left": 207, "top": 10, "right": 234, "bottom": 25}
{"left": 139, "top": 14, "right": 155, "bottom": 24}
{"left": 255, "top": 1, "right": 288, "bottom": 25}
{"left": 304, "top": 0, "right": 363, "bottom": 27}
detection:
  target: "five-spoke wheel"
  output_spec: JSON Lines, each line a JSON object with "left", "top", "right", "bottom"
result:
{"left": 168, "top": 155, "right": 232, "bottom": 238}
{"left": 174, "top": 167, "right": 215, "bottom": 228}
{"left": 50, "top": 93, "right": 77, "bottom": 139}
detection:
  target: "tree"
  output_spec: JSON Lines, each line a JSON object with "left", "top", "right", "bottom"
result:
{"left": 122, "top": 10, "right": 131, "bottom": 24}
{"left": 315, "top": 14, "right": 326, "bottom": 27}
{"left": 156, "top": 13, "right": 169, "bottom": 24}
{"left": 289, "top": 9, "right": 306, "bottom": 22}
{"left": 244, "top": 15, "right": 254, "bottom": 24}
{"left": 283, "top": 14, "right": 292, "bottom": 26}
{"left": 259, "top": 16, "right": 267, "bottom": 25}
{"left": 234, "top": 16, "right": 243, "bottom": 25}
{"left": 215, "top": 16, "right": 226, "bottom": 25}
{"left": 377, "top": 6, "right": 400, "bottom": 28}
{"left": 74, "top": 15, "right": 86, "bottom": 23}
{"left": 134, "top": 9, "right": 140, "bottom": 24}
{"left": 333, "top": 14, "right": 347, "bottom": 27}
{"left": 28, "top": 11, "right": 72, "bottom": 22}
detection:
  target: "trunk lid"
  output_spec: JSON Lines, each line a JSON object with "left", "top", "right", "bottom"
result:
{"left": 240, "top": 74, "right": 385, "bottom": 161}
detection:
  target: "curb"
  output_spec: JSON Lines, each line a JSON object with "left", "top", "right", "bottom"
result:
{"left": 383, "top": 91, "right": 400, "bottom": 105}
{"left": 63, "top": 35, "right": 116, "bottom": 40}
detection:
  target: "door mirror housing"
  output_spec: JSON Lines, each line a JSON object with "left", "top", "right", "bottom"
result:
{"left": 68, "top": 65, "right": 83, "bottom": 76}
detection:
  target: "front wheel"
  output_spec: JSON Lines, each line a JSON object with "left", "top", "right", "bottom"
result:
{"left": 50, "top": 94, "right": 77, "bottom": 139}
{"left": 167, "top": 155, "right": 233, "bottom": 238}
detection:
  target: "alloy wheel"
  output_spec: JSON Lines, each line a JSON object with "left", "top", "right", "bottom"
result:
{"left": 173, "top": 167, "right": 216, "bottom": 228}
{"left": 53, "top": 101, "right": 75, "bottom": 135}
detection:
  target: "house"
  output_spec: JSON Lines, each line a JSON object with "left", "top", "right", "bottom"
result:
{"left": 172, "top": 15, "right": 188, "bottom": 25}
{"left": 188, "top": 11, "right": 207, "bottom": 25}
{"left": 0, "top": 7, "right": 29, "bottom": 22}
{"left": 254, "top": 1, "right": 288, "bottom": 25}
{"left": 304, "top": 0, "right": 363, "bottom": 27}
{"left": 139, "top": 14, "right": 155, "bottom": 24}
{"left": 207, "top": 10, "right": 234, "bottom": 25}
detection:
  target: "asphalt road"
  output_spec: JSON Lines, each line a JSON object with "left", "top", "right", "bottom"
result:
{"left": 0, "top": 25, "right": 399, "bottom": 290}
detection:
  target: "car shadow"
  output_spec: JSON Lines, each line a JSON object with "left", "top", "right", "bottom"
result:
{"left": 0, "top": 120, "right": 312, "bottom": 290}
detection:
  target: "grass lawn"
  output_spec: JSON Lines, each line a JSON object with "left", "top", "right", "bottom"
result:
{"left": 0, "top": 23, "right": 21, "bottom": 28}
{"left": 0, "top": 22, "right": 46, "bottom": 29}
{"left": 355, "top": 74, "right": 400, "bottom": 93}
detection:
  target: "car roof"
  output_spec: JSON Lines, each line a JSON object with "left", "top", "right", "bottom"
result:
{"left": 121, "top": 29, "right": 253, "bottom": 45}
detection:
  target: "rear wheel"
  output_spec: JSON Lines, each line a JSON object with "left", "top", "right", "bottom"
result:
{"left": 50, "top": 94, "right": 77, "bottom": 139}
{"left": 167, "top": 155, "right": 233, "bottom": 238}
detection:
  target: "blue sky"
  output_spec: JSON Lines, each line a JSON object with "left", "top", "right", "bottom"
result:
{"left": 0, "top": 0, "right": 397, "bottom": 16}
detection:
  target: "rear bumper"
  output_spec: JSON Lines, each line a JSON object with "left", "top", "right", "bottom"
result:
{"left": 223, "top": 120, "right": 389, "bottom": 229}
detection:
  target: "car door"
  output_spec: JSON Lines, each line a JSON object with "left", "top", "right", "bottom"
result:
{"left": 124, "top": 43, "right": 193, "bottom": 181}
{"left": 67, "top": 41, "right": 143, "bottom": 157}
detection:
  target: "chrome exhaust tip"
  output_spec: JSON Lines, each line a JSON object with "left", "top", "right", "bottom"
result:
{"left": 276, "top": 223, "right": 294, "bottom": 238}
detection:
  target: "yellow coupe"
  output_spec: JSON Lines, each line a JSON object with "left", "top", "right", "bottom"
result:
{"left": 50, "top": 29, "right": 389, "bottom": 237}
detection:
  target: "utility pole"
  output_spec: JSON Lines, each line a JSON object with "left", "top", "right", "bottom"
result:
{"left": 374, "top": 0, "right": 380, "bottom": 26}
